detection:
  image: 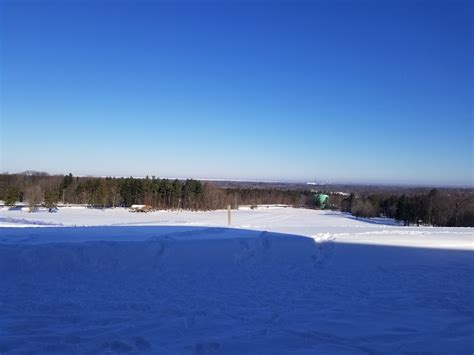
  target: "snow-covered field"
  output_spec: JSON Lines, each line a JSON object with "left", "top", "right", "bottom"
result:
{"left": 0, "top": 207, "right": 473, "bottom": 354}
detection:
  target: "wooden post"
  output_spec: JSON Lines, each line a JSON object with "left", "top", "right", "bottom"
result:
{"left": 227, "top": 205, "right": 231, "bottom": 226}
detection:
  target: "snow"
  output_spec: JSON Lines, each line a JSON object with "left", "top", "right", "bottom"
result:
{"left": 0, "top": 207, "right": 473, "bottom": 353}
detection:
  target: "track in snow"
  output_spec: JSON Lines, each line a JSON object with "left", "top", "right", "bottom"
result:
{"left": 1, "top": 225, "right": 473, "bottom": 354}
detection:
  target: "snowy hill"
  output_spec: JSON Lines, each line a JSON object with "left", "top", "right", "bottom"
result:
{"left": 0, "top": 207, "right": 473, "bottom": 353}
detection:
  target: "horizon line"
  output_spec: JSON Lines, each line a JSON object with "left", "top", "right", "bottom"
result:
{"left": 1, "top": 170, "right": 472, "bottom": 189}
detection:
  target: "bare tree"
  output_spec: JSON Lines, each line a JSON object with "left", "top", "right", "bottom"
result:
{"left": 24, "top": 185, "right": 43, "bottom": 212}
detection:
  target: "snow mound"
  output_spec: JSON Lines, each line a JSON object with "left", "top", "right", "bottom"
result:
{"left": 1, "top": 226, "right": 473, "bottom": 354}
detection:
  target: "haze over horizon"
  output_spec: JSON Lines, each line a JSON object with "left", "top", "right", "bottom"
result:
{"left": 2, "top": 169, "right": 471, "bottom": 189}
{"left": 1, "top": 0, "right": 472, "bottom": 186}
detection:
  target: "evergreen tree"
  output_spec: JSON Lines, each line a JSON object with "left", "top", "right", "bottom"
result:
{"left": 5, "top": 187, "right": 21, "bottom": 206}
{"left": 44, "top": 190, "right": 58, "bottom": 210}
{"left": 172, "top": 179, "right": 182, "bottom": 209}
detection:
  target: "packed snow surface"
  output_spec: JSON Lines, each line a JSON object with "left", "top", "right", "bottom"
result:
{"left": 0, "top": 207, "right": 473, "bottom": 354}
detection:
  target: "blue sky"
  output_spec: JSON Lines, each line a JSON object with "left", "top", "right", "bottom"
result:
{"left": 1, "top": 0, "right": 472, "bottom": 186}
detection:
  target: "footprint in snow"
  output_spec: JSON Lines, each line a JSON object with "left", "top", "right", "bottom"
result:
{"left": 311, "top": 235, "right": 336, "bottom": 268}
{"left": 194, "top": 341, "right": 221, "bottom": 354}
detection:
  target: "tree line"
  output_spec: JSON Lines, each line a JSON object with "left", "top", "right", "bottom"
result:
{"left": 339, "top": 189, "right": 474, "bottom": 227}
{"left": 0, "top": 173, "right": 472, "bottom": 227}
{"left": 0, "top": 173, "right": 312, "bottom": 211}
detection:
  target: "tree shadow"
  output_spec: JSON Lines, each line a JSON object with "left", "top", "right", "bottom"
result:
{"left": 324, "top": 210, "right": 401, "bottom": 226}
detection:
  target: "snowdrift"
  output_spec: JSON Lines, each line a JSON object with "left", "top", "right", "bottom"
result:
{"left": 1, "top": 225, "right": 473, "bottom": 354}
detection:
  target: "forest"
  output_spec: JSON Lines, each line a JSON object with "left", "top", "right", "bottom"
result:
{"left": 0, "top": 173, "right": 312, "bottom": 211}
{"left": 337, "top": 190, "right": 474, "bottom": 227}
{"left": 0, "top": 173, "right": 472, "bottom": 227}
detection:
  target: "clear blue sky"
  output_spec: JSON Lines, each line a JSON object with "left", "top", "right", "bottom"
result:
{"left": 1, "top": 0, "right": 472, "bottom": 186}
